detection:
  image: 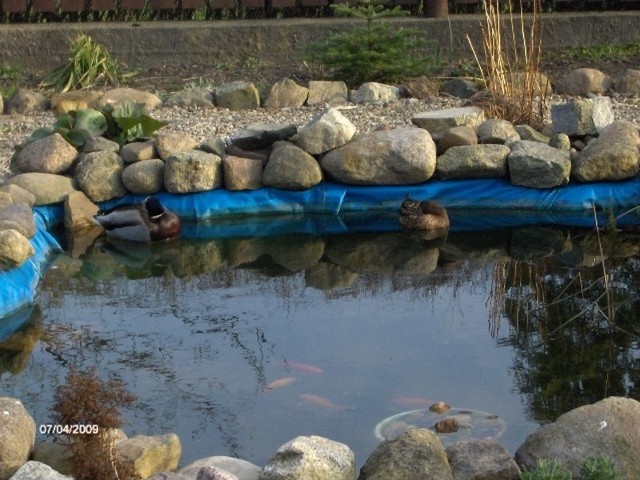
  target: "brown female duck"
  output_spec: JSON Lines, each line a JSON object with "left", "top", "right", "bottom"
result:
{"left": 399, "top": 198, "right": 450, "bottom": 231}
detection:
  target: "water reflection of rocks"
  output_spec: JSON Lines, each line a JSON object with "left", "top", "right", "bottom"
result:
{"left": 3, "top": 223, "right": 640, "bottom": 456}
{"left": 489, "top": 226, "right": 640, "bottom": 424}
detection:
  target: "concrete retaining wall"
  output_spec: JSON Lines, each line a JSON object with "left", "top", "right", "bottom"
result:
{"left": 0, "top": 12, "right": 639, "bottom": 72}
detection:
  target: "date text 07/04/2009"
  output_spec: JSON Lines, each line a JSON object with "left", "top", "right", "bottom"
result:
{"left": 39, "top": 424, "right": 99, "bottom": 435}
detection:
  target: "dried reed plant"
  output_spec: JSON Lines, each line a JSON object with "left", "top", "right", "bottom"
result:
{"left": 52, "top": 367, "right": 136, "bottom": 480}
{"left": 467, "top": 0, "right": 548, "bottom": 128}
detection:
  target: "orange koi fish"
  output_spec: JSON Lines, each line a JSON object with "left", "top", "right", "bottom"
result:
{"left": 282, "top": 361, "right": 323, "bottom": 374}
{"left": 266, "top": 377, "right": 296, "bottom": 390}
{"left": 299, "top": 394, "right": 346, "bottom": 411}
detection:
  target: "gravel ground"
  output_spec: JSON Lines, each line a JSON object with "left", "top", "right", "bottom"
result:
{"left": 1, "top": 92, "right": 639, "bottom": 179}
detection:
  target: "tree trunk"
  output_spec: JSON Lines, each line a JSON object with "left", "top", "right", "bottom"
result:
{"left": 424, "top": 0, "right": 448, "bottom": 17}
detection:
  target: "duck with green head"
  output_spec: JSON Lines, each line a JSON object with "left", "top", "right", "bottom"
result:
{"left": 94, "top": 196, "right": 181, "bottom": 242}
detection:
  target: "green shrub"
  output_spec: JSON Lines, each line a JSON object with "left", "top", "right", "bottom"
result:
{"left": 308, "top": 0, "right": 439, "bottom": 86}
{"left": 520, "top": 459, "right": 571, "bottom": 480}
{"left": 40, "top": 34, "right": 130, "bottom": 92}
{"left": 580, "top": 456, "right": 619, "bottom": 480}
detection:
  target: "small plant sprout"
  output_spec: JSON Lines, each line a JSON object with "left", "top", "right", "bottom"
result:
{"left": 519, "top": 459, "right": 571, "bottom": 480}
{"left": 580, "top": 456, "right": 619, "bottom": 480}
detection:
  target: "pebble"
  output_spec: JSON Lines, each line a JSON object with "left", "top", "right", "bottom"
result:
{"left": 2, "top": 93, "right": 639, "bottom": 179}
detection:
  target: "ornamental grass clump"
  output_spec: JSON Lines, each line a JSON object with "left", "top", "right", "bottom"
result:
{"left": 467, "top": 0, "right": 548, "bottom": 128}
{"left": 309, "top": 0, "right": 439, "bottom": 86}
{"left": 40, "top": 34, "right": 129, "bottom": 92}
{"left": 51, "top": 366, "right": 136, "bottom": 480}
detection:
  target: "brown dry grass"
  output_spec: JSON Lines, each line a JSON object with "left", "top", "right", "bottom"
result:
{"left": 467, "top": 0, "right": 548, "bottom": 127}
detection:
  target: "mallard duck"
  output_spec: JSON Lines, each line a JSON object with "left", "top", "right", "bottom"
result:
{"left": 94, "top": 196, "right": 181, "bottom": 242}
{"left": 399, "top": 198, "right": 450, "bottom": 231}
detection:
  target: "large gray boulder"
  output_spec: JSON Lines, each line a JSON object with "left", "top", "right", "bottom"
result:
{"left": 7, "top": 461, "right": 72, "bottom": 480}
{"left": 572, "top": 140, "right": 640, "bottom": 182}
{"left": 264, "top": 79, "right": 309, "bottom": 108}
{"left": 164, "top": 150, "right": 222, "bottom": 193}
{"left": 307, "top": 81, "right": 349, "bottom": 105}
{"left": 223, "top": 155, "right": 263, "bottom": 191}
{"left": 96, "top": 87, "right": 162, "bottom": 112}
{"left": 0, "top": 184, "right": 36, "bottom": 207}
{"left": 0, "top": 229, "right": 34, "bottom": 270}
{"left": 14, "top": 133, "right": 78, "bottom": 174}
{"left": 121, "top": 159, "right": 165, "bottom": 195}
{"left": 215, "top": 81, "right": 260, "bottom": 110}
{"left": 4, "top": 89, "right": 49, "bottom": 114}
{"left": 261, "top": 435, "right": 355, "bottom": 480}
{"left": 440, "top": 78, "right": 479, "bottom": 99}
{"left": 438, "top": 125, "right": 478, "bottom": 153}
{"left": 178, "top": 456, "right": 261, "bottom": 480}
{"left": 63, "top": 190, "right": 100, "bottom": 233}
{"left": 0, "top": 397, "right": 36, "bottom": 479}
{"left": 614, "top": 68, "right": 640, "bottom": 95}
{"left": 49, "top": 90, "right": 102, "bottom": 115}
{"left": 263, "top": 141, "right": 322, "bottom": 190}
{"left": 403, "top": 76, "right": 440, "bottom": 100}
{"left": 0, "top": 192, "right": 12, "bottom": 210}
{"left": 436, "top": 144, "right": 510, "bottom": 179}
{"left": 321, "top": 127, "right": 436, "bottom": 185}
{"left": 412, "top": 106, "right": 485, "bottom": 133}
{"left": 350, "top": 82, "right": 400, "bottom": 104}
{"left": 597, "top": 120, "right": 640, "bottom": 147}
{"left": 551, "top": 97, "right": 614, "bottom": 136}
{"left": 164, "top": 88, "right": 215, "bottom": 110}
{"left": 295, "top": 108, "right": 356, "bottom": 155}
{"left": 0, "top": 203, "right": 36, "bottom": 239}
{"left": 358, "top": 429, "right": 454, "bottom": 480}
{"left": 120, "top": 140, "right": 158, "bottom": 164}
{"left": 80, "top": 136, "right": 120, "bottom": 154}
{"left": 571, "top": 120, "right": 640, "bottom": 182}
{"left": 555, "top": 67, "right": 612, "bottom": 95}
{"left": 231, "top": 123, "right": 297, "bottom": 151}
{"left": 515, "top": 124, "right": 549, "bottom": 144}
{"left": 155, "top": 131, "right": 199, "bottom": 161}
{"left": 446, "top": 439, "right": 520, "bottom": 480}
{"left": 508, "top": 140, "right": 571, "bottom": 188}
{"left": 515, "top": 397, "right": 640, "bottom": 479}
{"left": 196, "top": 466, "right": 240, "bottom": 480}
{"left": 476, "top": 119, "right": 519, "bottom": 144}
{"left": 116, "top": 433, "right": 182, "bottom": 480}
{"left": 74, "top": 151, "right": 127, "bottom": 202}
{"left": 6, "top": 173, "right": 77, "bottom": 206}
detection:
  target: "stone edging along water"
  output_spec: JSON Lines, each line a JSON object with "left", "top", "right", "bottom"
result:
{"left": 1, "top": 82, "right": 640, "bottom": 323}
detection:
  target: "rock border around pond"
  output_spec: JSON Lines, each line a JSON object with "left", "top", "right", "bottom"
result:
{"left": 2, "top": 396, "right": 640, "bottom": 479}
{"left": 2, "top": 80, "right": 639, "bottom": 269}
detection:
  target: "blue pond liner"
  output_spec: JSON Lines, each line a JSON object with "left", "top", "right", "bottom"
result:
{"left": 2, "top": 177, "right": 640, "bottom": 334}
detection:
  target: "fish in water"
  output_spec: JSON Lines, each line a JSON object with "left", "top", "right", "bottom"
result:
{"left": 298, "top": 394, "right": 348, "bottom": 411}
{"left": 281, "top": 361, "right": 323, "bottom": 374}
{"left": 94, "top": 196, "right": 181, "bottom": 242}
{"left": 266, "top": 377, "right": 296, "bottom": 390}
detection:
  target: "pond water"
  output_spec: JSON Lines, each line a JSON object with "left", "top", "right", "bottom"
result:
{"left": 1, "top": 214, "right": 639, "bottom": 469}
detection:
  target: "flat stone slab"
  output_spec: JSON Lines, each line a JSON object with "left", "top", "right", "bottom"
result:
{"left": 412, "top": 107, "right": 485, "bottom": 132}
